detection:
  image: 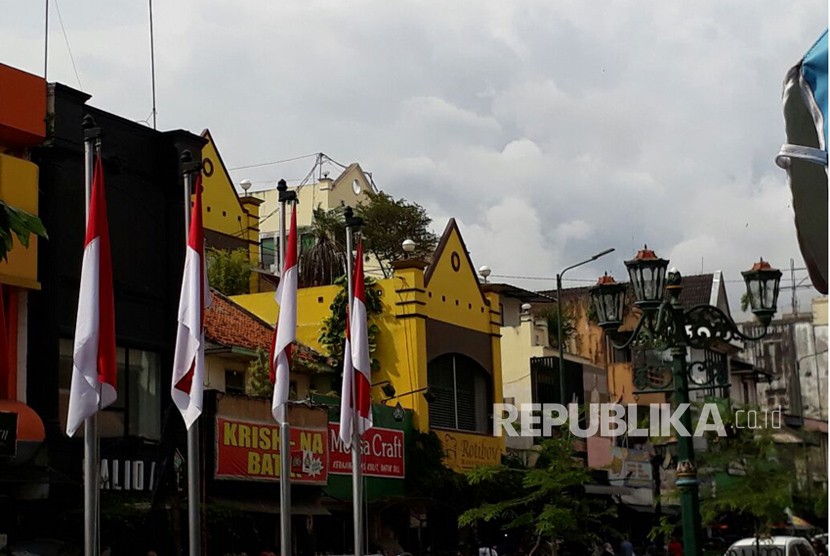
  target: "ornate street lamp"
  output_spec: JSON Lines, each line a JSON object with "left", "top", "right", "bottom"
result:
{"left": 741, "top": 258, "right": 782, "bottom": 326}
{"left": 589, "top": 249, "right": 781, "bottom": 556}
{"left": 625, "top": 245, "right": 669, "bottom": 311}
{"left": 589, "top": 272, "right": 627, "bottom": 329}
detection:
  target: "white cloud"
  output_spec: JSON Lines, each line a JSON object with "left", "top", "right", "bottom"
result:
{"left": 1, "top": 0, "right": 826, "bottom": 313}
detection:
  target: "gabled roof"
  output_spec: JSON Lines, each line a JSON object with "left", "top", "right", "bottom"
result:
{"left": 540, "top": 273, "right": 724, "bottom": 312}
{"left": 332, "top": 162, "right": 377, "bottom": 193}
{"left": 424, "top": 218, "right": 486, "bottom": 305}
{"left": 482, "top": 283, "right": 556, "bottom": 303}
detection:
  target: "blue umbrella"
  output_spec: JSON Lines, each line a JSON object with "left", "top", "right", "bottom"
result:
{"left": 776, "top": 29, "right": 828, "bottom": 294}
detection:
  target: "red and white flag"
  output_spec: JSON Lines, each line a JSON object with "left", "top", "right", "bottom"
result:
{"left": 171, "top": 174, "right": 211, "bottom": 430}
{"left": 269, "top": 205, "right": 297, "bottom": 424}
{"left": 350, "top": 239, "right": 373, "bottom": 436}
{"left": 66, "top": 155, "right": 117, "bottom": 437}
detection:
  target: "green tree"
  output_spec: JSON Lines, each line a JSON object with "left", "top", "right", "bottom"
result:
{"left": 298, "top": 207, "right": 347, "bottom": 287}
{"left": 318, "top": 275, "right": 383, "bottom": 371}
{"left": 459, "top": 435, "right": 614, "bottom": 555}
{"left": 356, "top": 191, "right": 438, "bottom": 277}
{"left": 206, "top": 248, "right": 251, "bottom": 295}
{"left": 696, "top": 405, "right": 792, "bottom": 536}
{"left": 0, "top": 200, "right": 47, "bottom": 261}
{"left": 536, "top": 304, "right": 576, "bottom": 350}
{"left": 246, "top": 348, "right": 272, "bottom": 397}
{"left": 301, "top": 193, "right": 439, "bottom": 280}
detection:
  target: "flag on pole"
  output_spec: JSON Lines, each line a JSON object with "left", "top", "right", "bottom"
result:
{"left": 338, "top": 319, "right": 353, "bottom": 446}
{"left": 66, "top": 155, "right": 117, "bottom": 437}
{"left": 171, "top": 174, "right": 211, "bottom": 430}
{"left": 350, "top": 239, "right": 373, "bottom": 436}
{"left": 270, "top": 205, "right": 297, "bottom": 423}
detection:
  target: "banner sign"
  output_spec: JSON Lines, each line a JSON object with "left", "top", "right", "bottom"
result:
{"left": 328, "top": 423, "right": 405, "bottom": 479}
{"left": 215, "top": 417, "right": 328, "bottom": 484}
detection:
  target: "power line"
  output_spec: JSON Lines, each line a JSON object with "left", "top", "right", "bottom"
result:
{"left": 53, "top": 0, "right": 82, "bottom": 89}
{"left": 228, "top": 153, "right": 319, "bottom": 171}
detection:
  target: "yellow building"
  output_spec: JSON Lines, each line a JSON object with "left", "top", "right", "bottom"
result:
{"left": 251, "top": 163, "right": 375, "bottom": 271}
{"left": 199, "top": 129, "right": 264, "bottom": 292}
{"left": 232, "top": 218, "right": 505, "bottom": 471}
{"left": 0, "top": 64, "right": 44, "bottom": 406}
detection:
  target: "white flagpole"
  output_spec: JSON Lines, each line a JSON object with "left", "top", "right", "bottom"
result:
{"left": 344, "top": 206, "right": 364, "bottom": 556}
{"left": 181, "top": 150, "right": 202, "bottom": 556}
{"left": 81, "top": 114, "right": 101, "bottom": 556}
{"left": 276, "top": 178, "right": 293, "bottom": 556}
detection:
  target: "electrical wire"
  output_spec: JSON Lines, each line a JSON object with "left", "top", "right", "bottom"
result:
{"left": 228, "top": 153, "right": 319, "bottom": 171}
{"left": 54, "top": 0, "right": 82, "bottom": 89}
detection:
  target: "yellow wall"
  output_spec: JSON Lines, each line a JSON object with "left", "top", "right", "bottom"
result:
{"left": 232, "top": 218, "right": 507, "bottom": 471}
{"left": 0, "top": 153, "right": 39, "bottom": 289}
{"left": 200, "top": 130, "right": 260, "bottom": 291}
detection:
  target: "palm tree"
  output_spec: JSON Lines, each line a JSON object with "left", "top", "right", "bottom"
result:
{"left": 298, "top": 207, "right": 346, "bottom": 287}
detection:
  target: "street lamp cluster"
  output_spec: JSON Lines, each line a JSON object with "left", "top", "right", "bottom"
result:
{"left": 585, "top": 246, "right": 782, "bottom": 556}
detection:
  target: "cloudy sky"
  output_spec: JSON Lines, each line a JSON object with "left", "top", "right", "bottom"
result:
{"left": 2, "top": 1, "right": 827, "bottom": 316}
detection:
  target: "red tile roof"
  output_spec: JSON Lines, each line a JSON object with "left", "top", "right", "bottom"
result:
{"left": 205, "top": 290, "right": 273, "bottom": 351}
{"left": 204, "top": 290, "right": 331, "bottom": 367}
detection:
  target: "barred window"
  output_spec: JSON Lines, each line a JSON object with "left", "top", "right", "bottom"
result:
{"left": 427, "top": 354, "right": 491, "bottom": 433}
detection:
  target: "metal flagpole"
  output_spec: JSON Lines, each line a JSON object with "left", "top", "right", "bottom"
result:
{"left": 344, "top": 206, "right": 364, "bottom": 556}
{"left": 181, "top": 150, "right": 203, "bottom": 556}
{"left": 81, "top": 114, "right": 101, "bottom": 556}
{"left": 276, "top": 178, "right": 294, "bottom": 556}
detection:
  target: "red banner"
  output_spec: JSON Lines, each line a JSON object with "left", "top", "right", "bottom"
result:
{"left": 328, "top": 423, "right": 405, "bottom": 478}
{"left": 215, "top": 417, "right": 328, "bottom": 484}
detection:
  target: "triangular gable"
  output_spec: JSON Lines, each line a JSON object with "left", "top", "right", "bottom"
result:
{"left": 709, "top": 270, "right": 732, "bottom": 318}
{"left": 424, "top": 218, "right": 487, "bottom": 306}
{"left": 200, "top": 129, "right": 251, "bottom": 236}
{"left": 332, "top": 163, "right": 374, "bottom": 195}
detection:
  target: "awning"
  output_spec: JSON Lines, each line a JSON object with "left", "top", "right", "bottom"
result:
{"left": 208, "top": 496, "right": 330, "bottom": 515}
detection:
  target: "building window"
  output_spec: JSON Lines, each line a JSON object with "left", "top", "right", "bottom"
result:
{"left": 427, "top": 353, "right": 491, "bottom": 433}
{"left": 59, "top": 339, "right": 161, "bottom": 440}
{"left": 260, "top": 236, "right": 277, "bottom": 268}
{"left": 225, "top": 369, "right": 245, "bottom": 394}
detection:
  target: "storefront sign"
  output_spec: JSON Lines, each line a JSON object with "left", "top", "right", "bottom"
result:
{"left": 438, "top": 430, "right": 502, "bottom": 471}
{"left": 608, "top": 447, "right": 652, "bottom": 487}
{"left": 328, "top": 423, "right": 405, "bottom": 478}
{"left": 100, "top": 458, "right": 156, "bottom": 491}
{"left": 215, "top": 417, "right": 327, "bottom": 484}
{"left": 0, "top": 412, "right": 18, "bottom": 457}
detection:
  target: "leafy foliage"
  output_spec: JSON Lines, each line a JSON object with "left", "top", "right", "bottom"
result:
{"left": 406, "top": 429, "right": 467, "bottom": 498}
{"left": 246, "top": 348, "right": 272, "bottom": 397}
{"left": 0, "top": 200, "right": 47, "bottom": 261}
{"left": 301, "top": 192, "right": 438, "bottom": 279}
{"left": 298, "top": 207, "right": 347, "bottom": 287}
{"left": 318, "top": 275, "right": 383, "bottom": 371}
{"left": 535, "top": 304, "right": 576, "bottom": 351}
{"left": 696, "top": 405, "right": 792, "bottom": 534}
{"left": 458, "top": 436, "right": 614, "bottom": 553}
{"left": 206, "top": 248, "right": 251, "bottom": 295}
{"left": 356, "top": 191, "right": 438, "bottom": 277}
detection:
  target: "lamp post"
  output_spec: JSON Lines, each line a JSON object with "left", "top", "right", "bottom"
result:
{"left": 556, "top": 248, "right": 615, "bottom": 404}
{"left": 589, "top": 247, "right": 782, "bottom": 556}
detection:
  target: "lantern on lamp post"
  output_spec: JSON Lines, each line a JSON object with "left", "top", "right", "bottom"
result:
{"left": 590, "top": 249, "right": 781, "bottom": 556}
